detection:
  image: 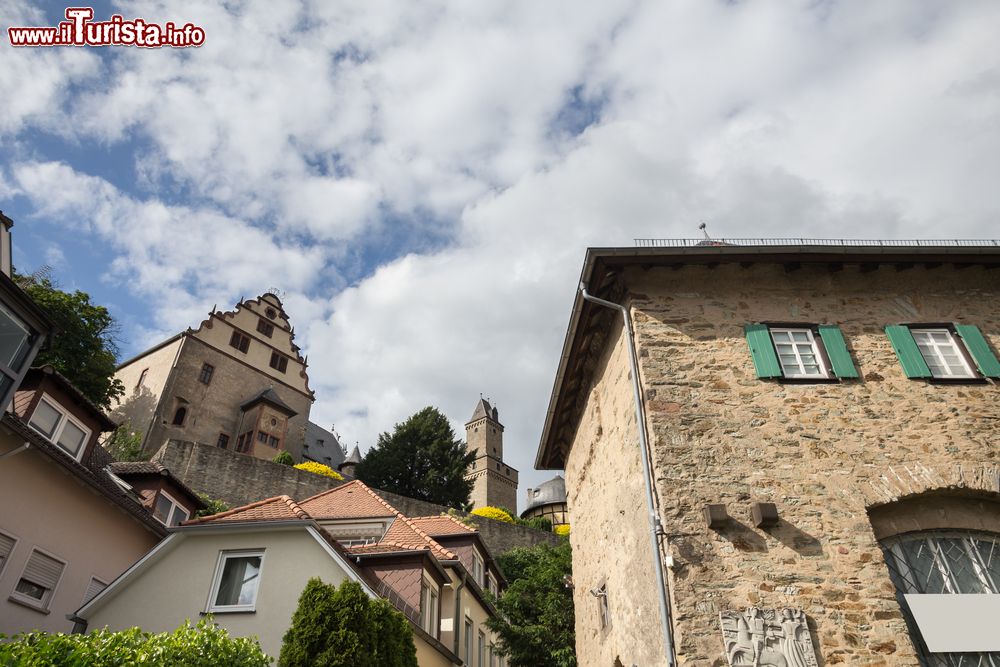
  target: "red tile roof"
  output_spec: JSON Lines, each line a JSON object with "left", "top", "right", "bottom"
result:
{"left": 298, "top": 480, "right": 398, "bottom": 519}
{"left": 409, "top": 514, "right": 476, "bottom": 536}
{"left": 183, "top": 495, "right": 309, "bottom": 525}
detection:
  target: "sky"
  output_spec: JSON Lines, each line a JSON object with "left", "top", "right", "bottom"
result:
{"left": 2, "top": 1, "right": 1000, "bottom": 510}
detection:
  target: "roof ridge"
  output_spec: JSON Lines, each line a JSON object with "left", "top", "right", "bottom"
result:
{"left": 298, "top": 478, "right": 358, "bottom": 505}
{"left": 281, "top": 495, "right": 312, "bottom": 521}
{"left": 392, "top": 513, "right": 457, "bottom": 560}
{"left": 183, "top": 494, "right": 296, "bottom": 525}
{"left": 412, "top": 513, "right": 476, "bottom": 533}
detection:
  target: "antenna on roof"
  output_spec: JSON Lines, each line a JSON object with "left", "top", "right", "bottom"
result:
{"left": 699, "top": 222, "right": 711, "bottom": 240}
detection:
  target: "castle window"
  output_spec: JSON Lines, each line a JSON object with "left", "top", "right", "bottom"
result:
{"left": 136, "top": 368, "right": 148, "bottom": 390}
{"left": 257, "top": 431, "right": 268, "bottom": 444}
{"left": 199, "top": 363, "right": 214, "bottom": 385}
{"left": 268, "top": 436, "right": 279, "bottom": 448}
{"left": 256, "top": 318, "right": 274, "bottom": 338}
{"left": 745, "top": 323, "right": 858, "bottom": 380}
{"left": 886, "top": 324, "right": 1000, "bottom": 380}
{"left": 229, "top": 331, "right": 250, "bottom": 354}
{"left": 265, "top": 307, "right": 277, "bottom": 319}
{"left": 171, "top": 406, "right": 187, "bottom": 426}
{"left": 596, "top": 584, "right": 610, "bottom": 629}
{"left": 217, "top": 433, "right": 230, "bottom": 449}
{"left": 269, "top": 352, "right": 288, "bottom": 373}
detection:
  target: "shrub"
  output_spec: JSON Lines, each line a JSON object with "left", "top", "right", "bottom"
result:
{"left": 293, "top": 461, "right": 344, "bottom": 480}
{"left": 519, "top": 516, "right": 554, "bottom": 532}
{"left": 0, "top": 618, "right": 271, "bottom": 666}
{"left": 272, "top": 451, "right": 295, "bottom": 466}
{"left": 471, "top": 506, "right": 514, "bottom": 523}
{"left": 554, "top": 524, "right": 571, "bottom": 537}
{"left": 279, "top": 578, "right": 416, "bottom": 667}
{"left": 195, "top": 493, "right": 231, "bottom": 518}
{"left": 103, "top": 421, "right": 144, "bottom": 461}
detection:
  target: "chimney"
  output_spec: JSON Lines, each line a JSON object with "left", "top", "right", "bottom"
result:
{"left": 0, "top": 211, "right": 12, "bottom": 278}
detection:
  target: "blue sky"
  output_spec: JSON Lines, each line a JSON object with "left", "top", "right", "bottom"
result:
{"left": 3, "top": 1, "right": 1000, "bottom": 507}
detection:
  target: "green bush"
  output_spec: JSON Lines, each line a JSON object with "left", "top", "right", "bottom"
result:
{"left": 195, "top": 493, "right": 231, "bottom": 518}
{"left": 279, "top": 578, "right": 417, "bottom": 667}
{"left": 0, "top": 618, "right": 271, "bottom": 666}
{"left": 272, "top": 451, "right": 295, "bottom": 466}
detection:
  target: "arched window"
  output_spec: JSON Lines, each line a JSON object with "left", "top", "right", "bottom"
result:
{"left": 172, "top": 406, "right": 187, "bottom": 426}
{"left": 872, "top": 495, "right": 1000, "bottom": 665}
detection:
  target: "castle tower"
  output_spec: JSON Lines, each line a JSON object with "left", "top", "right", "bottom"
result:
{"left": 464, "top": 398, "right": 518, "bottom": 511}
{"left": 338, "top": 445, "right": 362, "bottom": 478}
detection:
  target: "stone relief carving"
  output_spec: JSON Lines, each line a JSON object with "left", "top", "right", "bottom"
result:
{"left": 719, "top": 607, "right": 818, "bottom": 667}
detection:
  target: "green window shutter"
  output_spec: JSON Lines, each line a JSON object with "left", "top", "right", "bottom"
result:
{"left": 885, "top": 325, "right": 932, "bottom": 378}
{"left": 818, "top": 325, "right": 859, "bottom": 379}
{"left": 955, "top": 324, "right": 1000, "bottom": 378}
{"left": 744, "top": 324, "right": 782, "bottom": 378}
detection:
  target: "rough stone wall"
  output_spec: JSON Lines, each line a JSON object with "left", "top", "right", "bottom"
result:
{"left": 143, "top": 338, "right": 312, "bottom": 460}
{"left": 153, "top": 440, "right": 558, "bottom": 556}
{"left": 110, "top": 336, "right": 183, "bottom": 444}
{"left": 564, "top": 319, "right": 666, "bottom": 667}
{"left": 619, "top": 262, "right": 1000, "bottom": 665}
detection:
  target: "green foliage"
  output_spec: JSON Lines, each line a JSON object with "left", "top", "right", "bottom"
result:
{"left": 355, "top": 406, "right": 474, "bottom": 510}
{"left": 103, "top": 421, "right": 144, "bottom": 461}
{"left": 519, "top": 515, "right": 554, "bottom": 532}
{"left": 293, "top": 461, "right": 344, "bottom": 480}
{"left": 14, "top": 268, "right": 125, "bottom": 409}
{"left": 0, "top": 617, "right": 271, "bottom": 666}
{"left": 488, "top": 540, "right": 576, "bottom": 667}
{"left": 279, "top": 578, "right": 417, "bottom": 667}
{"left": 272, "top": 451, "right": 295, "bottom": 466}
{"left": 195, "top": 493, "right": 230, "bottom": 518}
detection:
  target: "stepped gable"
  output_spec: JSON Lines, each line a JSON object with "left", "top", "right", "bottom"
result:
{"left": 409, "top": 514, "right": 476, "bottom": 536}
{"left": 184, "top": 494, "right": 310, "bottom": 525}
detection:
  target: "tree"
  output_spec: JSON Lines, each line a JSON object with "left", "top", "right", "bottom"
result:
{"left": 14, "top": 268, "right": 124, "bottom": 409}
{"left": 355, "top": 406, "right": 474, "bottom": 510}
{"left": 273, "top": 451, "right": 295, "bottom": 466}
{"left": 488, "top": 540, "right": 576, "bottom": 667}
{"left": 0, "top": 618, "right": 271, "bottom": 666}
{"left": 103, "top": 420, "right": 144, "bottom": 461}
{"left": 279, "top": 578, "right": 417, "bottom": 667}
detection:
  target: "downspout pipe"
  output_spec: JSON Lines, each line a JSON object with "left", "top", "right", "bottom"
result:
{"left": 452, "top": 570, "right": 467, "bottom": 659}
{"left": 579, "top": 284, "right": 676, "bottom": 667}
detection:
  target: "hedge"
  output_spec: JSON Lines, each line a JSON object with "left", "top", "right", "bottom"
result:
{"left": 471, "top": 506, "right": 515, "bottom": 523}
{"left": 0, "top": 618, "right": 271, "bottom": 666}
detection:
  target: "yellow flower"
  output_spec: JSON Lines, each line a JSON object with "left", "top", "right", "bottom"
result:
{"left": 554, "top": 524, "right": 571, "bottom": 536}
{"left": 470, "top": 506, "right": 515, "bottom": 523}
{"left": 293, "top": 461, "right": 344, "bottom": 480}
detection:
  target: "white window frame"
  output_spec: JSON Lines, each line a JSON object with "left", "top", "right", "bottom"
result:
{"left": 465, "top": 617, "right": 474, "bottom": 661}
{"left": 768, "top": 327, "right": 829, "bottom": 379}
{"left": 910, "top": 328, "right": 977, "bottom": 379}
{"left": 419, "top": 574, "right": 440, "bottom": 637}
{"left": 10, "top": 546, "right": 66, "bottom": 612}
{"left": 478, "top": 629, "right": 486, "bottom": 667}
{"left": 472, "top": 549, "right": 485, "bottom": 588}
{"left": 152, "top": 489, "right": 190, "bottom": 527}
{"left": 207, "top": 549, "right": 266, "bottom": 613}
{"left": 28, "top": 392, "right": 92, "bottom": 461}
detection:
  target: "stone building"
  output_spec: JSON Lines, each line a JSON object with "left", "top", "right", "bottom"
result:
{"left": 110, "top": 293, "right": 316, "bottom": 462}
{"left": 520, "top": 474, "right": 569, "bottom": 527}
{"left": 464, "top": 398, "right": 518, "bottom": 511}
{"left": 536, "top": 241, "right": 1000, "bottom": 666}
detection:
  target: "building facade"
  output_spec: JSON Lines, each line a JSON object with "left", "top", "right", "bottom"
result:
{"left": 464, "top": 399, "right": 518, "bottom": 511}
{"left": 110, "top": 293, "right": 315, "bottom": 462}
{"left": 537, "top": 242, "right": 1000, "bottom": 666}
{"left": 520, "top": 475, "right": 569, "bottom": 527}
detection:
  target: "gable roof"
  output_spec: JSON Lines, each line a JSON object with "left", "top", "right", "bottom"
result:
{"left": 25, "top": 366, "right": 118, "bottom": 431}
{"left": 409, "top": 514, "right": 476, "bottom": 536}
{"left": 109, "top": 461, "right": 207, "bottom": 510}
{"left": 183, "top": 495, "right": 309, "bottom": 525}
{"left": 240, "top": 388, "right": 297, "bottom": 417}
{"left": 298, "top": 479, "right": 398, "bottom": 519}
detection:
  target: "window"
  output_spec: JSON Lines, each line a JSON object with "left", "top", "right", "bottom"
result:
{"left": 745, "top": 323, "right": 858, "bottom": 380}
{"left": 419, "top": 578, "right": 439, "bottom": 637}
{"left": 472, "top": 551, "right": 485, "bottom": 587}
{"left": 229, "top": 331, "right": 250, "bottom": 353}
{"left": 136, "top": 368, "right": 148, "bottom": 390}
{"left": 256, "top": 319, "right": 274, "bottom": 338}
{"left": 465, "top": 618, "right": 474, "bottom": 661}
{"left": 257, "top": 431, "right": 268, "bottom": 444}
{"left": 882, "top": 530, "right": 1000, "bottom": 665}
{"left": 268, "top": 435, "right": 279, "bottom": 448}
{"left": 486, "top": 573, "right": 497, "bottom": 597}
{"left": 171, "top": 406, "right": 187, "bottom": 426}
{"left": 478, "top": 630, "right": 486, "bottom": 667}
{"left": 597, "top": 583, "right": 610, "bottom": 629}
{"left": 0, "top": 301, "right": 38, "bottom": 403}
{"left": 12, "top": 548, "right": 65, "bottom": 611}
{"left": 153, "top": 490, "right": 190, "bottom": 527}
{"left": 0, "top": 530, "right": 16, "bottom": 577}
{"left": 209, "top": 551, "right": 264, "bottom": 612}
{"left": 269, "top": 352, "right": 288, "bottom": 373}
{"left": 887, "top": 324, "right": 1000, "bottom": 381}
{"left": 217, "top": 433, "right": 230, "bottom": 449}
{"left": 198, "top": 363, "right": 214, "bottom": 384}
{"left": 82, "top": 577, "right": 107, "bottom": 605}
{"left": 27, "top": 395, "right": 91, "bottom": 460}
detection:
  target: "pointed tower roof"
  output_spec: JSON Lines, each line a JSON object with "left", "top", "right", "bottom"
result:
{"left": 240, "top": 387, "right": 297, "bottom": 417}
{"left": 466, "top": 397, "right": 500, "bottom": 425}
{"left": 344, "top": 445, "right": 362, "bottom": 464}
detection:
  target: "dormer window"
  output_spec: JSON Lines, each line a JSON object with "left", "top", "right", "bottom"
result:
{"left": 472, "top": 550, "right": 485, "bottom": 587}
{"left": 27, "top": 394, "right": 91, "bottom": 460}
{"left": 0, "top": 300, "right": 40, "bottom": 404}
{"left": 153, "top": 490, "right": 190, "bottom": 527}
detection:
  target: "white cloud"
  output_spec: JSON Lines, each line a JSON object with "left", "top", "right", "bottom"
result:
{"left": 5, "top": 0, "right": 1000, "bottom": 505}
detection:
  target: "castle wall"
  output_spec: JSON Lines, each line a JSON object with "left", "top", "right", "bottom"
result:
{"left": 565, "top": 262, "right": 1000, "bottom": 665}
{"left": 110, "top": 336, "right": 184, "bottom": 445}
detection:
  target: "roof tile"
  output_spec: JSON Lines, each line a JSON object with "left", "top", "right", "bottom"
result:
{"left": 183, "top": 495, "right": 309, "bottom": 525}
